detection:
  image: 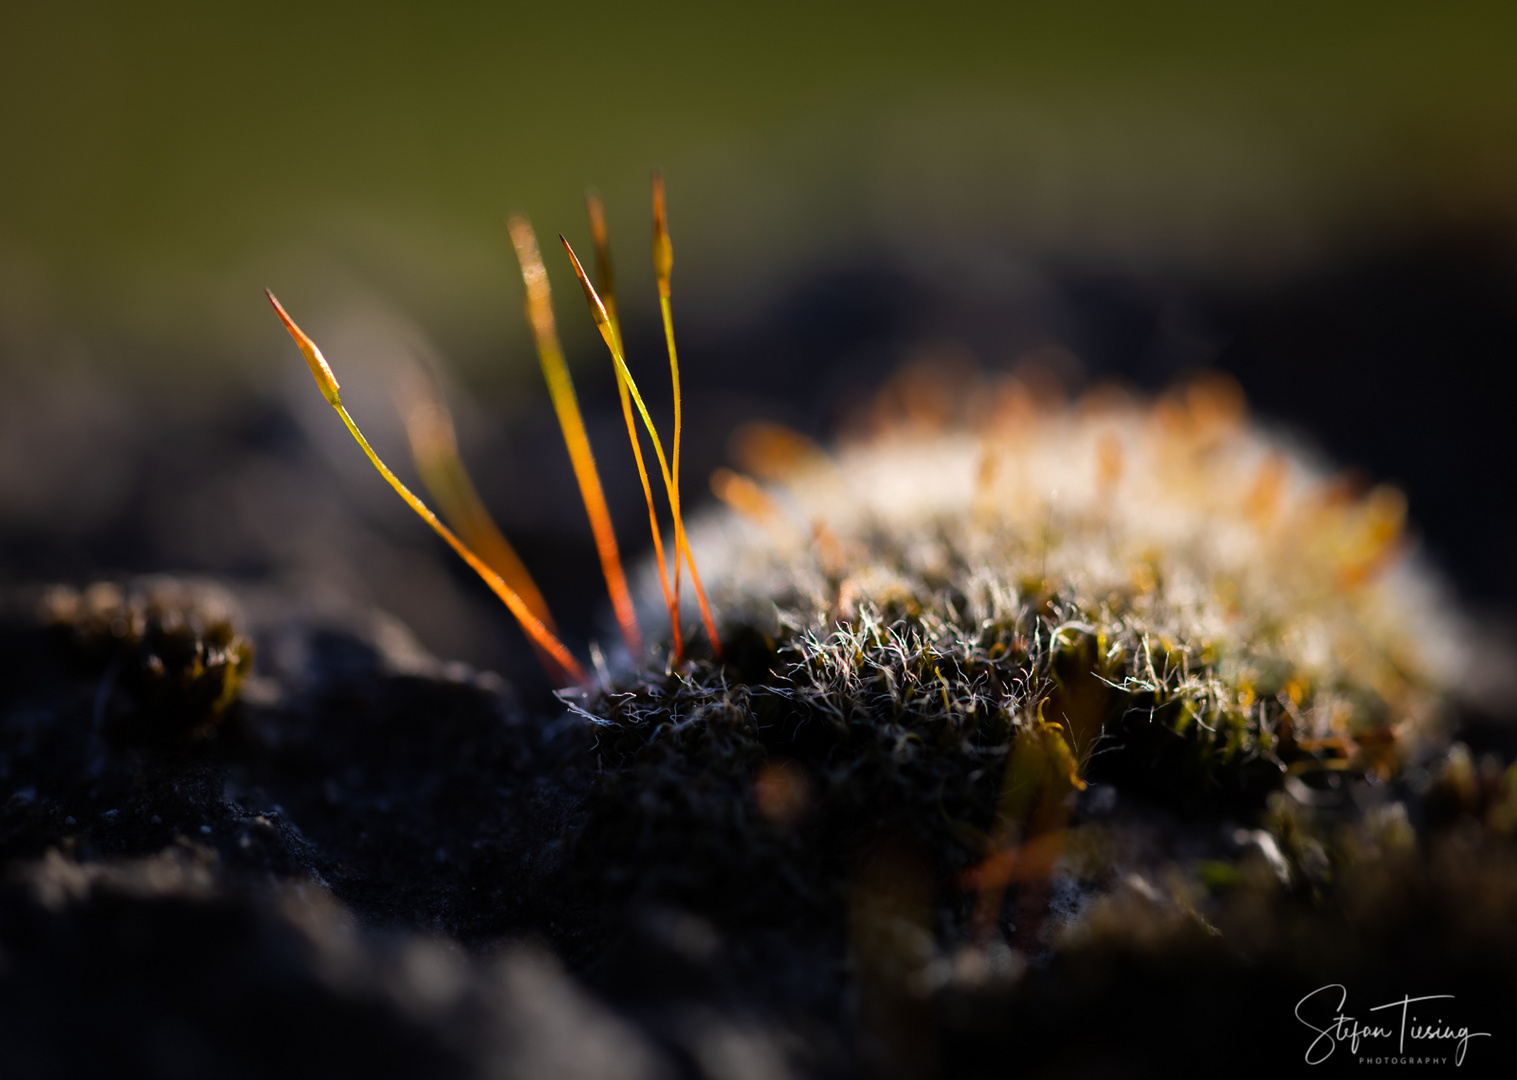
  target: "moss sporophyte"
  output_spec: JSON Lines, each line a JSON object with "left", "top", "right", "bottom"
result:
{"left": 269, "top": 176, "right": 1477, "bottom": 945}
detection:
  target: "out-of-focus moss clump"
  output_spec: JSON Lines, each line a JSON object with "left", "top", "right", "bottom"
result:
{"left": 40, "top": 578, "right": 253, "bottom": 742}
{"left": 564, "top": 367, "right": 1502, "bottom": 1009}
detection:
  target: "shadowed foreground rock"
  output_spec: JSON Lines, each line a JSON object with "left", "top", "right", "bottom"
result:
{"left": 2, "top": 577, "right": 1515, "bottom": 1078}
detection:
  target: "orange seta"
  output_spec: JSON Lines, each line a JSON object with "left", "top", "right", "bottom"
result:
{"left": 266, "top": 289, "right": 590, "bottom": 688}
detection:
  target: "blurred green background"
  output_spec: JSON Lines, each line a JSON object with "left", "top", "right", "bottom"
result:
{"left": 3, "top": 0, "right": 1515, "bottom": 386}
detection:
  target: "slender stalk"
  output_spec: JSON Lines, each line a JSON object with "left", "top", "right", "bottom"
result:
{"left": 560, "top": 232, "right": 723, "bottom": 660}
{"left": 266, "top": 290, "right": 589, "bottom": 687}
{"left": 507, "top": 216, "right": 642, "bottom": 658}
{"left": 395, "top": 363, "right": 571, "bottom": 684}
{"left": 651, "top": 174, "right": 722, "bottom": 658}
{"left": 587, "top": 191, "right": 682, "bottom": 662}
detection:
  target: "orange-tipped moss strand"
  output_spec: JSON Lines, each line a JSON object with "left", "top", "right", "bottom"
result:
{"left": 394, "top": 363, "right": 572, "bottom": 685}
{"left": 729, "top": 421, "right": 827, "bottom": 482}
{"left": 710, "top": 468, "right": 789, "bottom": 534}
{"left": 958, "top": 829, "right": 1068, "bottom": 892}
{"left": 587, "top": 191, "right": 683, "bottom": 662}
{"left": 560, "top": 235, "right": 724, "bottom": 660}
{"left": 265, "top": 290, "right": 590, "bottom": 688}
{"left": 650, "top": 175, "right": 721, "bottom": 659}
{"left": 650, "top": 175, "right": 682, "bottom": 606}
{"left": 270, "top": 288, "right": 342, "bottom": 407}
{"left": 584, "top": 189, "right": 620, "bottom": 347}
{"left": 507, "top": 216, "right": 643, "bottom": 658}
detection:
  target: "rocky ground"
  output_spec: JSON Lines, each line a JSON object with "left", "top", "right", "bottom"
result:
{"left": 1, "top": 566, "right": 1515, "bottom": 1079}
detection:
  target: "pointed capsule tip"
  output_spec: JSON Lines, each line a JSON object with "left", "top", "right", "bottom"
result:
{"left": 559, "top": 234, "right": 588, "bottom": 276}
{"left": 651, "top": 176, "right": 673, "bottom": 288}
{"left": 265, "top": 289, "right": 341, "bottom": 406}
{"left": 559, "top": 237, "right": 617, "bottom": 346}
{"left": 652, "top": 174, "right": 667, "bottom": 227}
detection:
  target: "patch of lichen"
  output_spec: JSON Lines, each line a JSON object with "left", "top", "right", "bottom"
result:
{"left": 40, "top": 578, "right": 253, "bottom": 743}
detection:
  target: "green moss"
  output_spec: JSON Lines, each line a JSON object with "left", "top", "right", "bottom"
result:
{"left": 40, "top": 578, "right": 253, "bottom": 743}
{"left": 560, "top": 378, "right": 1489, "bottom": 986}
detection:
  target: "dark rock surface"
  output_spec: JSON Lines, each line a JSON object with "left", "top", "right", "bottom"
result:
{"left": 4, "top": 579, "right": 1516, "bottom": 1078}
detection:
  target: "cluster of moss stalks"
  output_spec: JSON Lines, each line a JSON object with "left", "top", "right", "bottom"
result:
{"left": 247, "top": 188, "right": 1508, "bottom": 1024}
